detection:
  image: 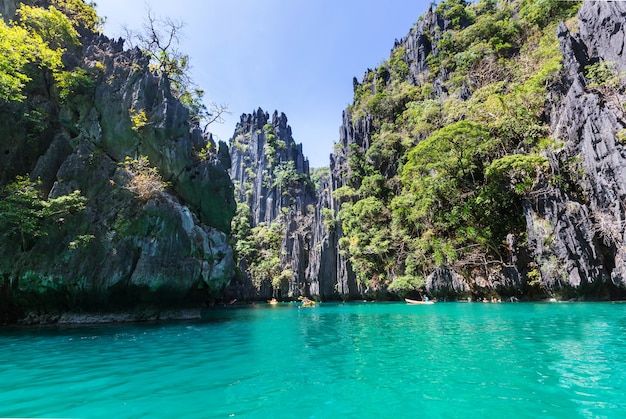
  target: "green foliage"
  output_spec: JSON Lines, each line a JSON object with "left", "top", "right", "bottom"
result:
{"left": 0, "top": 176, "right": 86, "bottom": 251}
{"left": 585, "top": 60, "right": 624, "bottom": 92}
{"left": 434, "top": 2, "right": 524, "bottom": 83}
{"left": 519, "top": 0, "right": 581, "bottom": 29}
{"left": 389, "top": 46, "right": 410, "bottom": 79}
{"left": 339, "top": 196, "right": 393, "bottom": 286}
{"left": 321, "top": 207, "right": 335, "bottom": 231}
{"left": 485, "top": 154, "right": 548, "bottom": 195}
{"left": 332, "top": 185, "right": 358, "bottom": 202}
{"left": 585, "top": 61, "right": 616, "bottom": 85}
{"left": 273, "top": 161, "right": 304, "bottom": 190}
{"left": 263, "top": 123, "right": 275, "bottom": 133}
{"left": 232, "top": 134, "right": 250, "bottom": 153}
{"left": 310, "top": 167, "right": 330, "bottom": 193}
{"left": 0, "top": 176, "right": 45, "bottom": 247}
{"left": 435, "top": 0, "right": 473, "bottom": 29}
{"left": 0, "top": 1, "right": 103, "bottom": 105}
{"left": 0, "top": 18, "right": 62, "bottom": 101}
{"left": 264, "top": 142, "right": 277, "bottom": 166}
{"left": 463, "top": 8, "right": 521, "bottom": 56}
{"left": 358, "top": 173, "right": 388, "bottom": 198}
{"left": 402, "top": 121, "right": 493, "bottom": 188}
{"left": 17, "top": 5, "right": 80, "bottom": 49}
{"left": 178, "top": 87, "right": 209, "bottom": 126}
{"left": 388, "top": 275, "right": 425, "bottom": 298}
{"left": 231, "top": 202, "right": 289, "bottom": 292}
{"left": 54, "top": 67, "right": 95, "bottom": 102}
{"left": 231, "top": 202, "right": 253, "bottom": 258}
{"left": 130, "top": 109, "right": 148, "bottom": 131}
{"left": 396, "top": 121, "right": 512, "bottom": 261}
{"left": 235, "top": 217, "right": 285, "bottom": 288}
{"left": 194, "top": 142, "right": 213, "bottom": 162}
{"left": 68, "top": 234, "right": 95, "bottom": 250}
{"left": 50, "top": 0, "right": 102, "bottom": 33}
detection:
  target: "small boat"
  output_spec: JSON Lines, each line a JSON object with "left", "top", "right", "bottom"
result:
{"left": 405, "top": 298, "right": 434, "bottom": 305}
{"left": 267, "top": 298, "right": 279, "bottom": 305}
{"left": 298, "top": 296, "right": 316, "bottom": 307}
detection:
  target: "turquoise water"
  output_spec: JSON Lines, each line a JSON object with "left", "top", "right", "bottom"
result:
{"left": 1, "top": 302, "right": 626, "bottom": 418}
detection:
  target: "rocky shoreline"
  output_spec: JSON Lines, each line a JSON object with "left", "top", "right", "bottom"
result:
{"left": 13, "top": 308, "right": 205, "bottom": 326}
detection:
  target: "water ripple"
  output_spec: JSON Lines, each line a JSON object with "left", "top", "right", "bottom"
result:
{"left": 1, "top": 302, "right": 626, "bottom": 418}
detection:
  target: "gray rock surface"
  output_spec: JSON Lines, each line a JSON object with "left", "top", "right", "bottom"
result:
{"left": 0, "top": 18, "right": 236, "bottom": 319}
{"left": 426, "top": 266, "right": 470, "bottom": 299}
{"left": 228, "top": 108, "right": 316, "bottom": 299}
{"left": 523, "top": 0, "right": 626, "bottom": 299}
{"left": 309, "top": 0, "right": 626, "bottom": 301}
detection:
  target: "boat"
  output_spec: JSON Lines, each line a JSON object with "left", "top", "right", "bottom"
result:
{"left": 267, "top": 298, "right": 279, "bottom": 305}
{"left": 405, "top": 298, "right": 434, "bottom": 305}
{"left": 298, "top": 296, "right": 316, "bottom": 307}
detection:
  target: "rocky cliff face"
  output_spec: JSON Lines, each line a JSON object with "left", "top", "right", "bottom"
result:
{"left": 228, "top": 109, "right": 316, "bottom": 299}
{"left": 313, "top": 5, "right": 450, "bottom": 300}
{"left": 4, "top": 0, "right": 625, "bottom": 313}
{"left": 0, "top": 2, "right": 236, "bottom": 321}
{"left": 523, "top": 0, "right": 626, "bottom": 299}
{"left": 309, "top": 0, "right": 626, "bottom": 301}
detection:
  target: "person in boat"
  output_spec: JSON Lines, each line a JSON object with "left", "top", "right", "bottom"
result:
{"left": 298, "top": 296, "right": 315, "bottom": 306}
{"left": 422, "top": 295, "right": 430, "bottom": 302}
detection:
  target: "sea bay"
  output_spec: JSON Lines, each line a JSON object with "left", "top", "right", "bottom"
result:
{"left": 1, "top": 302, "right": 625, "bottom": 418}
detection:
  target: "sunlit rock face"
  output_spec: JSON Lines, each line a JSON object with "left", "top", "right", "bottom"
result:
{"left": 228, "top": 108, "right": 317, "bottom": 300}
{"left": 0, "top": 11, "right": 236, "bottom": 319}
{"left": 523, "top": 0, "right": 626, "bottom": 300}
{"left": 318, "top": 0, "right": 626, "bottom": 301}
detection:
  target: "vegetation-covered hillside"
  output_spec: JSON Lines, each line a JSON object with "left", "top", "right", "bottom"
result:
{"left": 228, "top": 109, "right": 317, "bottom": 300}
{"left": 0, "top": 0, "right": 235, "bottom": 323}
{"left": 329, "top": 0, "right": 626, "bottom": 300}
{"left": 1, "top": 0, "right": 625, "bottom": 323}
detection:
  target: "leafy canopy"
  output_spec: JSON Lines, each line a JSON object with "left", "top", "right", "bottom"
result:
{"left": 332, "top": 0, "right": 581, "bottom": 292}
{"left": 0, "top": 176, "right": 86, "bottom": 251}
{"left": 0, "top": 18, "right": 62, "bottom": 101}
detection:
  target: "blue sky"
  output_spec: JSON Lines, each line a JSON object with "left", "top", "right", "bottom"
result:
{"left": 96, "top": 0, "right": 432, "bottom": 168}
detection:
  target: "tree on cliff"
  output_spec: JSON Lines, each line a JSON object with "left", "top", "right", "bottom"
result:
{"left": 0, "top": 177, "right": 86, "bottom": 252}
{"left": 334, "top": 0, "right": 583, "bottom": 297}
{"left": 124, "top": 7, "right": 227, "bottom": 128}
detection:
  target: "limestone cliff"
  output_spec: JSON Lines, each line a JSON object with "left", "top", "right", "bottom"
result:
{"left": 0, "top": 1, "right": 235, "bottom": 322}
{"left": 311, "top": 0, "right": 626, "bottom": 301}
{"left": 522, "top": 1, "right": 626, "bottom": 299}
{"left": 315, "top": 4, "right": 452, "bottom": 300}
{"left": 228, "top": 109, "right": 316, "bottom": 299}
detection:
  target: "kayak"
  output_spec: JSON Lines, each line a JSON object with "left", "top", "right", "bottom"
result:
{"left": 405, "top": 298, "right": 434, "bottom": 305}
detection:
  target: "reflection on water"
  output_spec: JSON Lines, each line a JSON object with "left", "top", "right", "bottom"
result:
{"left": 1, "top": 302, "right": 625, "bottom": 418}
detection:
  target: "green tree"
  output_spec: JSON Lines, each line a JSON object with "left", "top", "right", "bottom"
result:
{"left": 273, "top": 161, "right": 303, "bottom": 190}
{"left": 0, "top": 18, "right": 62, "bottom": 102}
{"left": 50, "top": 0, "right": 102, "bottom": 33}
{"left": 17, "top": 5, "right": 80, "bottom": 49}
{"left": 0, "top": 176, "right": 86, "bottom": 251}
{"left": 339, "top": 196, "right": 393, "bottom": 287}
